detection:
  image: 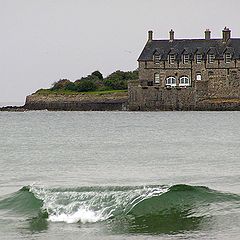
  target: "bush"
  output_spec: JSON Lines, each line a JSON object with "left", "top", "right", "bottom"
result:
{"left": 106, "top": 70, "right": 138, "bottom": 81}
{"left": 48, "top": 69, "right": 138, "bottom": 93}
{"left": 103, "top": 70, "right": 138, "bottom": 90}
{"left": 64, "top": 82, "right": 77, "bottom": 91}
{"left": 75, "top": 80, "right": 97, "bottom": 92}
{"left": 103, "top": 79, "right": 127, "bottom": 90}
{"left": 51, "top": 79, "right": 71, "bottom": 90}
{"left": 92, "top": 70, "right": 103, "bottom": 80}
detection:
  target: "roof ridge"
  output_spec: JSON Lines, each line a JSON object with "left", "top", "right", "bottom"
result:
{"left": 138, "top": 38, "right": 240, "bottom": 61}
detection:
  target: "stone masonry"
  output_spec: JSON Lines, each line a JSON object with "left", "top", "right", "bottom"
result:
{"left": 128, "top": 28, "right": 240, "bottom": 111}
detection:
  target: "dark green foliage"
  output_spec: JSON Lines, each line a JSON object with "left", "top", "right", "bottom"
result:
{"left": 92, "top": 70, "right": 103, "bottom": 80}
{"left": 50, "top": 69, "right": 138, "bottom": 92}
{"left": 103, "top": 70, "right": 138, "bottom": 90}
{"left": 75, "top": 80, "right": 97, "bottom": 92}
{"left": 65, "top": 82, "right": 77, "bottom": 91}
{"left": 51, "top": 79, "right": 71, "bottom": 90}
{"left": 104, "top": 79, "right": 127, "bottom": 90}
{"left": 105, "top": 70, "right": 138, "bottom": 81}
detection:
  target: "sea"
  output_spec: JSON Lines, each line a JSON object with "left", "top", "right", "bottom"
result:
{"left": 0, "top": 111, "right": 239, "bottom": 240}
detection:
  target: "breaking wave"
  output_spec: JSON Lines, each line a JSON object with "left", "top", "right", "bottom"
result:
{"left": 0, "top": 184, "right": 239, "bottom": 230}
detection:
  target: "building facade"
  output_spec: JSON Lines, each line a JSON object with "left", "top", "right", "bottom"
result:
{"left": 128, "top": 28, "right": 240, "bottom": 110}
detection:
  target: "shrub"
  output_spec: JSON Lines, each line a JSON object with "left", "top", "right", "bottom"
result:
{"left": 103, "top": 70, "right": 138, "bottom": 90}
{"left": 48, "top": 69, "right": 138, "bottom": 93}
{"left": 51, "top": 79, "right": 71, "bottom": 90}
{"left": 64, "top": 82, "right": 77, "bottom": 91}
{"left": 75, "top": 80, "right": 97, "bottom": 92}
{"left": 91, "top": 70, "right": 103, "bottom": 80}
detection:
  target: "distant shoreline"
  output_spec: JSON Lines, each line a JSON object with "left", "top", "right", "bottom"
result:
{"left": 0, "top": 90, "right": 128, "bottom": 112}
{"left": 0, "top": 102, "right": 24, "bottom": 108}
{"left": 1, "top": 90, "right": 240, "bottom": 112}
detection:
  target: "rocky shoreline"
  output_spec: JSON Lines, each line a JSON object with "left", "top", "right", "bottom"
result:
{"left": 1, "top": 91, "right": 240, "bottom": 112}
{"left": 0, "top": 106, "right": 27, "bottom": 112}
{"left": 0, "top": 92, "right": 128, "bottom": 111}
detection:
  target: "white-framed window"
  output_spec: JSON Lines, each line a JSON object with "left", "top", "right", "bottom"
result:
{"left": 165, "top": 76, "right": 176, "bottom": 87}
{"left": 196, "top": 72, "right": 202, "bottom": 81}
{"left": 225, "top": 53, "right": 231, "bottom": 63}
{"left": 154, "top": 54, "right": 160, "bottom": 64}
{"left": 169, "top": 55, "right": 175, "bottom": 64}
{"left": 208, "top": 54, "right": 215, "bottom": 63}
{"left": 179, "top": 76, "right": 190, "bottom": 86}
{"left": 154, "top": 73, "right": 160, "bottom": 84}
{"left": 183, "top": 54, "right": 189, "bottom": 64}
{"left": 196, "top": 54, "right": 202, "bottom": 64}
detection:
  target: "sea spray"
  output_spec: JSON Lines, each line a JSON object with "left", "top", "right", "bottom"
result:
{"left": 48, "top": 208, "right": 102, "bottom": 224}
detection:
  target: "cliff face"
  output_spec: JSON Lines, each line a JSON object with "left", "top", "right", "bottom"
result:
{"left": 24, "top": 92, "right": 128, "bottom": 111}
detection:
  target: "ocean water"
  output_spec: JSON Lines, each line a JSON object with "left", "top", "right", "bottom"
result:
{"left": 0, "top": 111, "right": 239, "bottom": 240}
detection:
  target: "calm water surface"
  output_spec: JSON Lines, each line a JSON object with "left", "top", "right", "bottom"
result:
{"left": 0, "top": 111, "right": 239, "bottom": 240}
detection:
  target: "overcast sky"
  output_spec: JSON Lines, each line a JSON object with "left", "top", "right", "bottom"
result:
{"left": 1, "top": 0, "right": 240, "bottom": 103}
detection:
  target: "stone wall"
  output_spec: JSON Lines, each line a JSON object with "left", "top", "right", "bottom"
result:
{"left": 24, "top": 93, "right": 128, "bottom": 111}
{"left": 207, "top": 74, "right": 240, "bottom": 99}
{"left": 128, "top": 81, "right": 196, "bottom": 111}
{"left": 128, "top": 80, "right": 240, "bottom": 111}
{"left": 133, "top": 57, "right": 240, "bottom": 111}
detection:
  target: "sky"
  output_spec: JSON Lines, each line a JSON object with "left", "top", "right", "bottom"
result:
{"left": 1, "top": 0, "right": 240, "bottom": 103}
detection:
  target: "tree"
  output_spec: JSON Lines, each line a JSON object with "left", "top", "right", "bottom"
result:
{"left": 92, "top": 70, "right": 103, "bottom": 80}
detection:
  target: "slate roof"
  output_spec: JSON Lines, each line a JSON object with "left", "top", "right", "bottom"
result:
{"left": 138, "top": 38, "right": 240, "bottom": 61}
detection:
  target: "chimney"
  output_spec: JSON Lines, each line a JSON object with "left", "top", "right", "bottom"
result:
{"left": 169, "top": 29, "right": 174, "bottom": 42}
{"left": 148, "top": 30, "right": 153, "bottom": 42}
{"left": 222, "top": 27, "right": 231, "bottom": 43}
{"left": 205, "top": 29, "right": 211, "bottom": 40}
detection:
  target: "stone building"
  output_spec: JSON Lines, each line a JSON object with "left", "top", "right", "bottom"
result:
{"left": 128, "top": 28, "right": 240, "bottom": 110}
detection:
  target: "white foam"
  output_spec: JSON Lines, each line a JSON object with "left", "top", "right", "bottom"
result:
{"left": 48, "top": 208, "right": 103, "bottom": 224}
{"left": 28, "top": 184, "right": 167, "bottom": 224}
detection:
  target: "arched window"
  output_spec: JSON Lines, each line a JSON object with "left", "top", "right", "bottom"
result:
{"left": 179, "top": 76, "right": 190, "bottom": 86}
{"left": 196, "top": 72, "right": 202, "bottom": 81}
{"left": 154, "top": 73, "right": 160, "bottom": 84}
{"left": 165, "top": 76, "right": 176, "bottom": 87}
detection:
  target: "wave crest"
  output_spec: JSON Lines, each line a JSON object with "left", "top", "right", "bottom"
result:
{"left": 0, "top": 184, "right": 239, "bottom": 225}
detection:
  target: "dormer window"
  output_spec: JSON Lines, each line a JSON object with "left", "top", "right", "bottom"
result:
{"left": 208, "top": 54, "right": 215, "bottom": 63}
{"left": 183, "top": 54, "right": 189, "bottom": 64}
{"left": 225, "top": 53, "right": 231, "bottom": 63}
{"left": 196, "top": 54, "right": 202, "bottom": 64}
{"left": 154, "top": 54, "right": 160, "bottom": 64}
{"left": 169, "top": 54, "right": 175, "bottom": 64}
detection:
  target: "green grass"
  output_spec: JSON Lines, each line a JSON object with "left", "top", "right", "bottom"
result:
{"left": 35, "top": 88, "right": 127, "bottom": 96}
